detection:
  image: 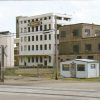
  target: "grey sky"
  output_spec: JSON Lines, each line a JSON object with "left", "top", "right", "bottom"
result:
{"left": 0, "top": 0, "right": 100, "bottom": 33}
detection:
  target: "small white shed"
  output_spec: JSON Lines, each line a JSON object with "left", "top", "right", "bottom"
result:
{"left": 60, "top": 59, "right": 99, "bottom": 78}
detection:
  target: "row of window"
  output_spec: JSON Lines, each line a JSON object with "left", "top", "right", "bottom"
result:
{"left": 73, "top": 43, "right": 100, "bottom": 53}
{"left": 20, "top": 24, "right": 51, "bottom": 33}
{"left": 60, "top": 29, "right": 100, "bottom": 37}
{"left": 62, "top": 64, "right": 96, "bottom": 71}
{"left": 21, "top": 44, "right": 52, "bottom": 51}
{"left": 20, "top": 16, "right": 51, "bottom": 24}
{"left": 21, "top": 34, "right": 52, "bottom": 42}
{"left": 21, "top": 56, "right": 51, "bottom": 63}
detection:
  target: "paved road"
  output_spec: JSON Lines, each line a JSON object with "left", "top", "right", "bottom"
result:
{"left": 0, "top": 85, "right": 100, "bottom": 100}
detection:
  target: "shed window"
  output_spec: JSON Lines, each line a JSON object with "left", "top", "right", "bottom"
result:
{"left": 91, "top": 64, "right": 96, "bottom": 69}
{"left": 62, "top": 64, "right": 70, "bottom": 71}
{"left": 77, "top": 64, "right": 85, "bottom": 71}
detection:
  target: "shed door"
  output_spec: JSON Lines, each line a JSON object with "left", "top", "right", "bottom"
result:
{"left": 70, "top": 63, "right": 76, "bottom": 78}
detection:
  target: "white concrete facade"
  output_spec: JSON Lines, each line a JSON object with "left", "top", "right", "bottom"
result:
{"left": 0, "top": 31, "right": 14, "bottom": 68}
{"left": 60, "top": 59, "right": 99, "bottom": 78}
{"left": 17, "top": 13, "right": 71, "bottom": 67}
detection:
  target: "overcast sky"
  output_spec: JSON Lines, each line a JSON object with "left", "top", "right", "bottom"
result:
{"left": 0, "top": 0, "right": 100, "bottom": 33}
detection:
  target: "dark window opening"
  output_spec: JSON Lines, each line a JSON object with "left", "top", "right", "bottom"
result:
{"left": 85, "top": 44, "right": 92, "bottom": 51}
{"left": 73, "top": 29, "right": 80, "bottom": 37}
{"left": 87, "top": 56, "right": 94, "bottom": 59}
{"left": 40, "top": 35, "right": 42, "bottom": 40}
{"left": 73, "top": 45, "right": 79, "bottom": 53}
{"left": 36, "top": 26, "right": 38, "bottom": 31}
{"left": 36, "top": 35, "right": 38, "bottom": 41}
{"left": 77, "top": 64, "right": 85, "bottom": 71}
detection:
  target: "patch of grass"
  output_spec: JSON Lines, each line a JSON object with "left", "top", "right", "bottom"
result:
{"left": 4, "top": 68, "right": 18, "bottom": 76}
{"left": 62, "top": 77, "right": 100, "bottom": 82}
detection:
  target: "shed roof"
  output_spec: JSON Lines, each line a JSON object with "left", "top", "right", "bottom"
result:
{"left": 61, "top": 59, "right": 99, "bottom": 63}
{"left": 74, "top": 59, "right": 99, "bottom": 63}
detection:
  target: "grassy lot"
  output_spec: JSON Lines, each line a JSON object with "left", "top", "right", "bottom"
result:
{"left": 4, "top": 68, "right": 54, "bottom": 78}
{"left": 4, "top": 68, "right": 100, "bottom": 82}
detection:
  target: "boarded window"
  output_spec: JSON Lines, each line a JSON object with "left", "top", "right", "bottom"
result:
{"left": 62, "top": 64, "right": 70, "bottom": 71}
{"left": 77, "top": 64, "right": 85, "bottom": 71}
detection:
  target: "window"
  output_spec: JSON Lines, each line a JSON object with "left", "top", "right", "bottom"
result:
{"left": 77, "top": 64, "right": 85, "bottom": 71}
{"left": 44, "top": 44, "right": 47, "bottom": 50}
{"left": 62, "top": 64, "right": 69, "bottom": 71}
{"left": 40, "top": 45, "right": 43, "bottom": 50}
{"left": 85, "top": 29, "right": 90, "bottom": 36}
{"left": 40, "top": 25, "right": 42, "bottom": 31}
{"left": 64, "top": 17, "right": 69, "bottom": 21}
{"left": 28, "top": 36, "right": 30, "bottom": 41}
{"left": 21, "top": 37, "right": 23, "bottom": 42}
{"left": 57, "top": 24, "right": 62, "bottom": 29}
{"left": 28, "top": 45, "right": 30, "bottom": 51}
{"left": 24, "top": 36, "right": 27, "bottom": 42}
{"left": 21, "top": 46, "right": 23, "bottom": 51}
{"left": 36, "top": 57, "right": 38, "bottom": 62}
{"left": 24, "top": 20, "right": 26, "bottom": 23}
{"left": 98, "top": 44, "right": 100, "bottom": 51}
{"left": 44, "top": 34, "right": 47, "bottom": 40}
{"left": 49, "top": 24, "right": 51, "bottom": 30}
{"left": 36, "top": 35, "right": 38, "bottom": 41}
{"left": 49, "top": 16, "right": 51, "bottom": 19}
{"left": 40, "top": 35, "right": 43, "bottom": 40}
{"left": 36, "top": 19, "right": 38, "bottom": 21}
{"left": 21, "top": 28, "right": 23, "bottom": 33}
{"left": 28, "top": 27, "right": 30, "bottom": 32}
{"left": 57, "top": 34, "right": 59, "bottom": 39}
{"left": 32, "top": 19, "right": 34, "bottom": 22}
{"left": 40, "top": 18, "right": 42, "bottom": 20}
{"left": 40, "top": 57, "right": 42, "bottom": 62}
{"left": 73, "top": 45, "right": 79, "bottom": 53}
{"left": 32, "top": 36, "right": 34, "bottom": 41}
{"left": 87, "top": 56, "right": 94, "bottom": 59}
{"left": 44, "top": 17, "right": 47, "bottom": 20}
{"left": 49, "top": 44, "right": 51, "bottom": 50}
{"left": 32, "top": 45, "right": 34, "bottom": 50}
{"left": 56, "top": 16, "right": 62, "bottom": 20}
{"left": 85, "top": 44, "right": 92, "bottom": 51}
{"left": 28, "top": 20, "right": 30, "bottom": 23}
{"left": 49, "top": 56, "right": 51, "bottom": 63}
{"left": 91, "top": 64, "right": 96, "bottom": 69}
{"left": 28, "top": 57, "right": 30, "bottom": 63}
{"left": 24, "top": 45, "right": 27, "bottom": 51}
{"left": 95, "top": 30, "right": 100, "bottom": 36}
{"left": 77, "top": 56, "right": 82, "bottom": 59}
{"left": 24, "top": 27, "right": 27, "bottom": 33}
{"left": 60, "top": 31, "right": 66, "bottom": 37}
{"left": 32, "top": 57, "right": 34, "bottom": 62}
{"left": 44, "top": 25, "right": 47, "bottom": 31}
{"left": 36, "top": 26, "right": 38, "bottom": 31}
{"left": 36, "top": 45, "right": 38, "bottom": 50}
{"left": 49, "top": 34, "right": 51, "bottom": 40}
{"left": 32, "top": 27, "right": 34, "bottom": 32}
{"left": 73, "top": 29, "right": 80, "bottom": 37}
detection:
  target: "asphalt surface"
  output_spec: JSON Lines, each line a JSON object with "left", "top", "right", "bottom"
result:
{"left": 0, "top": 85, "right": 100, "bottom": 100}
